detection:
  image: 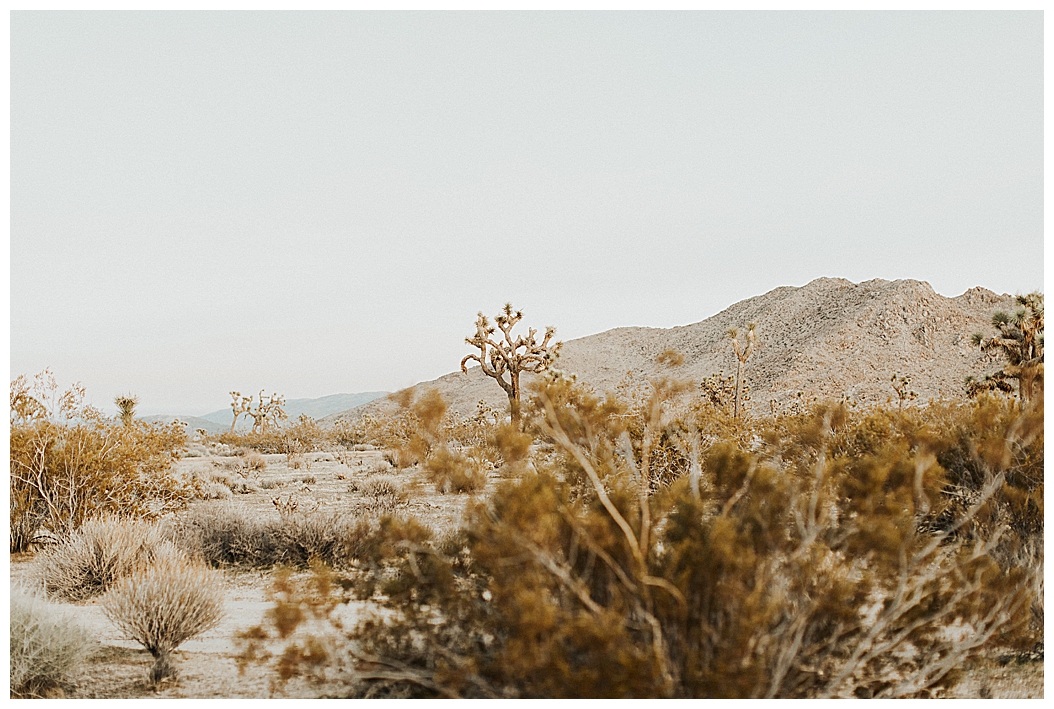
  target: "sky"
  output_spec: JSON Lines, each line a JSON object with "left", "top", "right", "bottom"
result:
{"left": 9, "top": 11, "right": 1044, "bottom": 416}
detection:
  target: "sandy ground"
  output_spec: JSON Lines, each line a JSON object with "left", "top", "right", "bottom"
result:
{"left": 10, "top": 447, "right": 1042, "bottom": 699}
{"left": 11, "top": 447, "right": 480, "bottom": 699}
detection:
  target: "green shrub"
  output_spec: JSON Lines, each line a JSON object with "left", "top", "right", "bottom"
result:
{"left": 101, "top": 545, "right": 225, "bottom": 683}
{"left": 36, "top": 516, "right": 169, "bottom": 601}
{"left": 10, "top": 586, "right": 94, "bottom": 697}
{"left": 10, "top": 371, "right": 191, "bottom": 552}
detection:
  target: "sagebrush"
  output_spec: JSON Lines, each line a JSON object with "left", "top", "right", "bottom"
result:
{"left": 164, "top": 504, "right": 375, "bottom": 570}
{"left": 37, "top": 515, "right": 169, "bottom": 601}
{"left": 101, "top": 545, "right": 225, "bottom": 683}
{"left": 10, "top": 586, "right": 95, "bottom": 697}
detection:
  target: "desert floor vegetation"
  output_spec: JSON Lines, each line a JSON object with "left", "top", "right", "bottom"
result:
{"left": 8, "top": 374, "right": 1043, "bottom": 698}
{"left": 10, "top": 586, "right": 95, "bottom": 697}
{"left": 8, "top": 434, "right": 488, "bottom": 698}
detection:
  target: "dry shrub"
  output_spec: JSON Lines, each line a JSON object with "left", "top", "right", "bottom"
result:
{"left": 184, "top": 441, "right": 211, "bottom": 458}
{"left": 235, "top": 562, "right": 355, "bottom": 689}
{"left": 10, "top": 371, "right": 192, "bottom": 552}
{"left": 101, "top": 545, "right": 225, "bottom": 683}
{"left": 286, "top": 414, "right": 324, "bottom": 449}
{"left": 205, "top": 469, "right": 260, "bottom": 495}
{"left": 364, "top": 461, "right": 393, "bottom": 476}
{"left": 288, "top": 450, "right": 311, "bottom": 470}
{"left": 242, "top": 450, "right": 268, "bottom": 472}
{"left": 362, "top": 389, "right": 504, "bottom": 480}
{"left": 36, "top": 516, "right": 168, "bottom": 601}
{"left": 243, "top": 379, "right": 1042, "bottom": 698}
{"left": 359, "top": 475, "right": 405, "bottom": 500}
{"left": 422, "top": 447, "right": 487, "bottom": 494}
{"left": 329, "top": 419, "right": 364, "bottom": 449}
{"left": 165, "top": 505, "right": 374, "bottom": 569}
{"left": 384, "top": 448, "right": 418, "bottom": 470}
{"left": 360, "top": 388, "right": 494, "bottom": 492}
{"left": 655, "top": 348, "right": 685, "bottom": 367}
{"left": 333, "top": 448, "right": 357, "bottom": 467}
{"left": 10, "top": 586, "right": 94, "bottom": 697}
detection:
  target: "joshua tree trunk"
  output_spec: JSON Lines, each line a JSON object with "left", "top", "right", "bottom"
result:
{"left": 508, "top": 374, "right": 522, "bottom": 423}
{"left": 727, "top": 324, "right": 757, "bottom": 420}
{"left": 734, "top": 359, "right": 744, "bottom": 419}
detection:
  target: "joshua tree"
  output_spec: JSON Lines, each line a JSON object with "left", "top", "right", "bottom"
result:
{"left": 229, "top": 390, "right": 288, "bottom": 433}
{"left": 229, "top": 392, "right": 252, "bottom": 432}
{"left": 971, "top": 292, "right": 1044, "bottom": 404}
{"left": 461, "top": 303, "right": 561, "bottom": 423}
{"left": 727, "top": 323, "right": 757, "bottom": 419}
{"left": 890, "top": 373, "right": 918, "bottom": 411}
{"left": 114, "top": 394, "right": 139, "bottom": 428}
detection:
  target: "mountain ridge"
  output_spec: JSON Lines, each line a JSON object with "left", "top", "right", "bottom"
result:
{"left": 143, "top": 391, "right": 389, "bottom": 433}
{"left": 322, "top": 277, "right": 1017, "bottom": 425}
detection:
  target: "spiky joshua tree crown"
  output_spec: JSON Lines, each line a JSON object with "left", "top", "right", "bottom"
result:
{"left": 461, "top": 303, "right": 562, "bottom": 422}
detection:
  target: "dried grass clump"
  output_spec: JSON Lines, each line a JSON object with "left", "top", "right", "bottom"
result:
{"left": 206, "top": 469, "right": 261, "bottom": 495}
{"left": 422, "top": 447, "right": 487, "bottom": 494}
{"left": 241, "top": 450, "right": 267, "bottom": 472}
{"left": 101, "top": 545, "right": 225, "bottom": 683}
{"left": 359, "top": 475, "right": 405, "bottom": 500}
{"left": 10, "top": 586, "right": 94, "bottom": 697}
{"left": 365, "top": 461, "right": 393, "bottom": 476}
{"left": 36, "top": 516, "right": 168, "bottom": 601}
{"left": 288, "top": 450, "right": 311, "bottom": 470}
{"left": 165, "top": 505, "right": 374, "bottom": 569}
{"left": 199, "top": 482, "right": 235, "bottom": 500}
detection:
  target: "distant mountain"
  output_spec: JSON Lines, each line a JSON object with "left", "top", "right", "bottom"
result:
{"left": 145, "top": 391, "right": 388, "bottom": 433}
{"left": 322, "top": 278, "right": 1017, "bottom": 425}
{"left": 140, "top": 414, "right": 229, "bottom": 435}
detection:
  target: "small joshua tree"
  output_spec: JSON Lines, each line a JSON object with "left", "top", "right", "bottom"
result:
{"left": 461, "top": 303, "right": 561, "bottom": 423}
{"left": 727, "top": 323, "right": 757, "bottom": 419}
{"left": 890, "top": 373, "right": 918, "bottom": 411}
{"left": 971, "top": 292, "right": 1044, "bottom": 404}
{"left": 114, "top": 394, "right": 138, "bottom": 428}
{"left": 700, "top": 371, "right": 739, "bottom": 414}
{"left": 229, "top": 392, "right": 252, "bottom": 432}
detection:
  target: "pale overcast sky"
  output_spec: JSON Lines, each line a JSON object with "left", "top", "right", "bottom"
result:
{"left": 10, "top": 11, "right": 1044, "bottom": 415}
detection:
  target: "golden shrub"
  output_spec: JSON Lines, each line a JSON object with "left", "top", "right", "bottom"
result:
{"left": 10, "top": 371, "right": 191, "bottom": 552}
{"left": 242, "top": 379, "right": 1041, "bottom": 698}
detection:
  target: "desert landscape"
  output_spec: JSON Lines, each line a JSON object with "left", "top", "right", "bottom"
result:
{"left": 11, "top": 11, "right": 1042, "bottom": 700}
{"left": 9, "top": 279, "right": 1044, "bottom": 698}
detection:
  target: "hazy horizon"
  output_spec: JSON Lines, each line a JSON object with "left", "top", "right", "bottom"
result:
{"left": 11, "top": 12, "right": 1043, "bottom": 416}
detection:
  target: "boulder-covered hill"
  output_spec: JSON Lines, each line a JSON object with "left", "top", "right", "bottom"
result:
{"left": 323, "top": 277, "right": 1016, "bottom": 425}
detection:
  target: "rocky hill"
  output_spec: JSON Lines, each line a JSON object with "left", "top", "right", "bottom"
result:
{"left": 323, "top": 278, "right": 1016, "bottom": 424}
